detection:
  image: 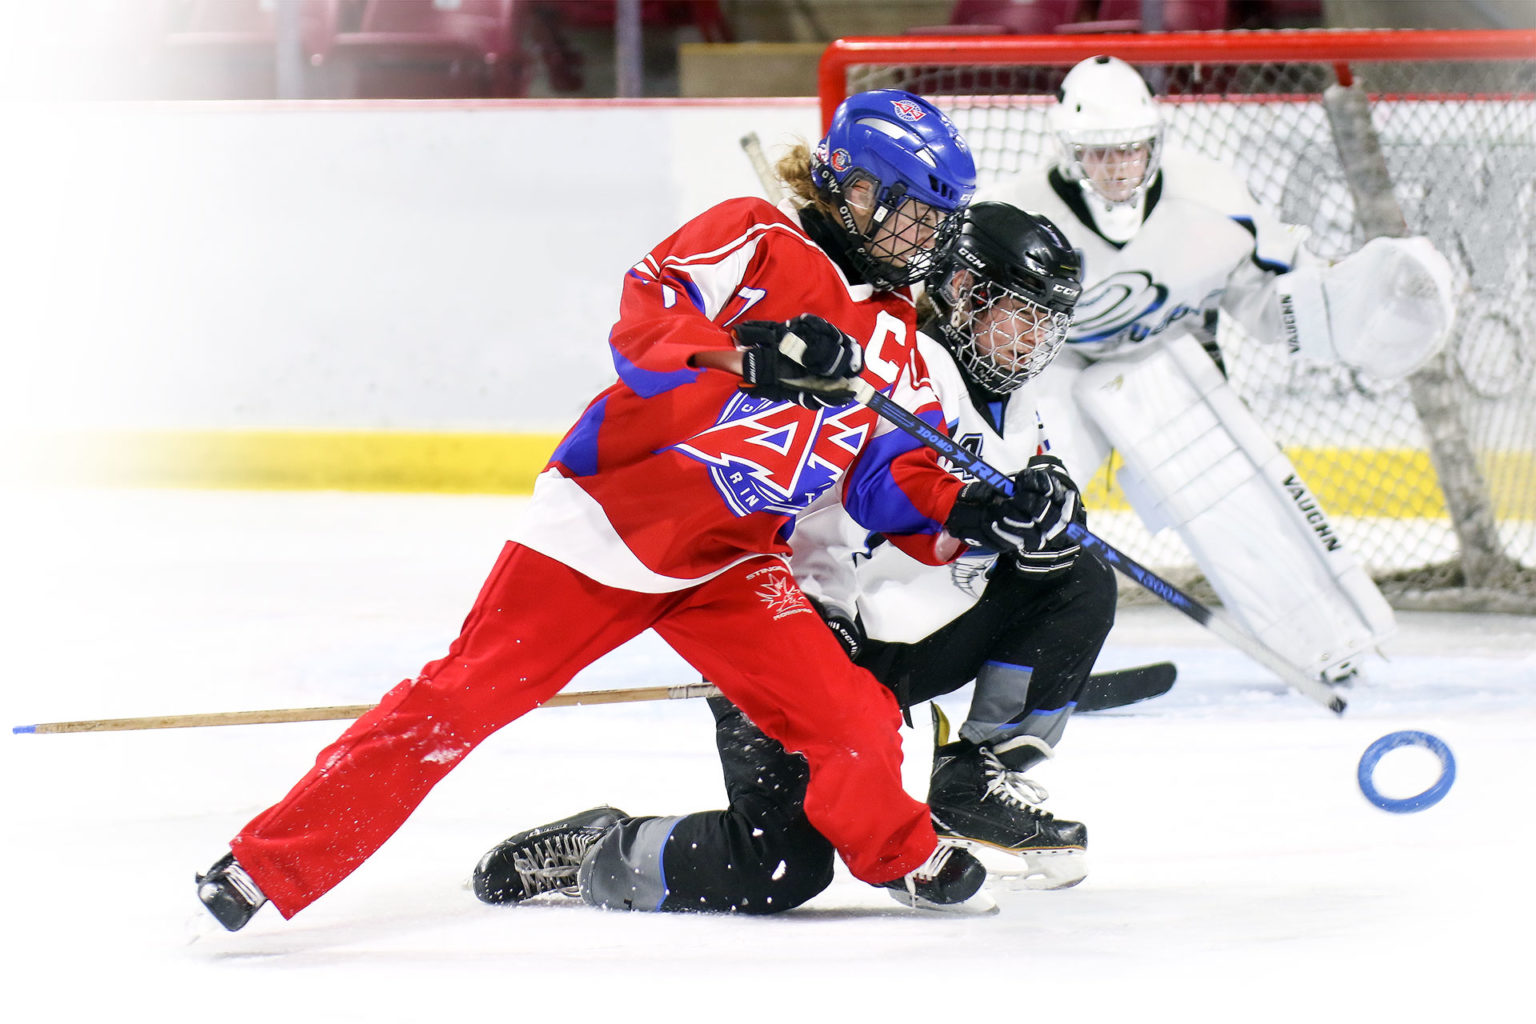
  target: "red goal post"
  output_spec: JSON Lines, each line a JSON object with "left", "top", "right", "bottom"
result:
{"left": 818, "top": 30, "right": 1535, "bottom": 129}
{"left": 818, "top": 30, "right": 1536, "bottom": 611}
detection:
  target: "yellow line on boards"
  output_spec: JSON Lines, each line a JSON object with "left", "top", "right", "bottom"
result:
{"left": 1082, "top": 446, "right": 1534, "bottom": 520}
{"left": 19, "top": 430, "right": 1536, "bottom": 520}
{"left": 35, "top": 429, "right": 566, "bottom": 495}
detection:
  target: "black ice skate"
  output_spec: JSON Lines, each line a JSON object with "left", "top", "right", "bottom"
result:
{"left": 929, "top": 739, "right": 1088, "bottom": 891}
{"left": 195, "top": 852, "right": 268, "bottom": 932}
{"left": 878, "top": 838, "right": 990, "bottom": 912}
{"left": 472, "top": 806, "right": 627, "bottom": 905}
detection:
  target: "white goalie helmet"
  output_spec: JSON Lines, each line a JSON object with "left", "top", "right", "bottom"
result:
{"left": 1050, "top": 55, "right": 1164, "bottom": 207}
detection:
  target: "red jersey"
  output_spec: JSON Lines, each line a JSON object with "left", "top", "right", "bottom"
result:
{"left": 512, "top": 197, "right": 964, "bottom": 592}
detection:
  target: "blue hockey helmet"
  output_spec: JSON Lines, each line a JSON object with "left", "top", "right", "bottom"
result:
{"left": 811, "top": 89, "right": 978, "bottom": 289}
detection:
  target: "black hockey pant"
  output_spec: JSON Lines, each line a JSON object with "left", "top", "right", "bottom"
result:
{"left": 580, "top": 552, "right": 1115, "bottom": 914}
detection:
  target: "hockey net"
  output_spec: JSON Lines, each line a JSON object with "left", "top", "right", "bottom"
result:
{"left": 822, "top": 30, "right": 1536, "bottom": 613}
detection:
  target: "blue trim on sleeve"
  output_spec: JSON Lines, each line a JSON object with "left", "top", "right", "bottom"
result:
{"left": 842, "top": 404, "right": 949, "bottom": 537}
{"left": 1231, "top": 215, "right": 1291, "bottom": 273}
{"left": 652, "top": 816, "right": 685, "bottom": 911}
{"left": 611, "top": 344, "right": 702, "bottom": 398}
{"left": 549, "top": 397, "right": 606, "bottom": 477}
{"left": 662, "top": 274, "right": 706, "bottom": 313}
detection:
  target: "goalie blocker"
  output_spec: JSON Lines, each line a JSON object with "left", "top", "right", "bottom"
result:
{"left": 1042, "top": 330, "right": 1396, "bottom": 678}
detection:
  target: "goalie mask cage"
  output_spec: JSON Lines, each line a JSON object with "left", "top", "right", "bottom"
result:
{"left": 821, "top": 29, "right": 1536, "bottom": 613}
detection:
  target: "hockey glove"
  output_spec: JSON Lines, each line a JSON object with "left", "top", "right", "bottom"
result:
{"left": 736, "top": 315, "right": 863, "bottom": 410}
{"left": 1011, "top": 457, "right": 1085, "bottom": 577}
{"left": 944, "top": 455, "right": 1080, "bottom": 558}
{"left": 806, "top": 595, "right": 865, "bottom": 661}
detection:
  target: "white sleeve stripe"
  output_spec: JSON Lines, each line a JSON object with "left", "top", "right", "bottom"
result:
{"left": 658, "top": 221, "right": 807, "bottom": 270}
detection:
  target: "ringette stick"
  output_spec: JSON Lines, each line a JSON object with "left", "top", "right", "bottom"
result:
{"left": 12, "top": 682, "right": 724, "bottom": 735}
{"left": 740, "top": 131, "right": 785, "bottom": 201}
{"left": 776, "top": 333, "right": 1345, "bottom": 715}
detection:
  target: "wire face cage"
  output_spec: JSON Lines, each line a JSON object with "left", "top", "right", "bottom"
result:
{"left": 823, "top": 30, "right": 1536, "bottom": 610}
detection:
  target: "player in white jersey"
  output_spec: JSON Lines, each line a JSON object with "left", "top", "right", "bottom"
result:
{"left": 982, "top": 55, "right": 1458, "bottom": 686}
{"left": 471, "top": 203, "right": 1113, "bottom": 910}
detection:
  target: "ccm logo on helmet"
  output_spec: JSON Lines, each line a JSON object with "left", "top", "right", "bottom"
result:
{"left": 890, "top": 99, "right": 926, "bottom": 121}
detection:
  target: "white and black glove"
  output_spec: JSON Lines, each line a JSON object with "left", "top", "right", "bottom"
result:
{"left": 1010, "top": 455, "right": 1084, "bottom": 577}
{"left": 1273, "top": 235, "right": 1455, "bottom": 381}
{"left": 736, "top": 314, "right": 863, "bottom": 410}
{"left": 944, "top": 455, "right": 1081, "bottom": 565}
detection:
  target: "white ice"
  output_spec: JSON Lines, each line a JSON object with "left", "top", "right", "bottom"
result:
{"left": 3, "top": 488, "right": 1532, "bottom": 1022}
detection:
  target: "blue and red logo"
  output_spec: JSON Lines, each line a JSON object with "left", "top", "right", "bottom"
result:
{"left": 891, "top": 99, "right": 926, "bottom": 121}
{"left": 673, "top": 394, "right": 873, "bottom": 518}
{"left": 830, "top": 148, "right": 851, "bottom": 173}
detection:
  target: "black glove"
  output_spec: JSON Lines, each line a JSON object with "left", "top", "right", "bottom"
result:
{"left": 944, "top": 454, "right": 1080, "bottom": 557}
{"left": 1010, "top": 455, "right": 1084, "bottom": 576}
{"left": 736, "top": 314, "right": 863, "bottom": 410}
{"left": 806, "top": 595, "right": 865, "bottom": 661}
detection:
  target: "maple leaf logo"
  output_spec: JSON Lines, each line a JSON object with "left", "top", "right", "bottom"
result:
{"left": 757, "top": 574, "right": 811, "bottom": 619}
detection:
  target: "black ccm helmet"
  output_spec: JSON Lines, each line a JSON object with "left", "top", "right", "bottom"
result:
{"left": 926, "top": 202, "right": 1082, "bottom": 394}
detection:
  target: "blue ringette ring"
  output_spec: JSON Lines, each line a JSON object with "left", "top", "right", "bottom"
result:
{"left": 1357, "top": 730, "right": 1456, "bottom": 813}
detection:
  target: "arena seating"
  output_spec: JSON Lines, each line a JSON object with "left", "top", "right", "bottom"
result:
{"left": 318, "top": 1, "right": 527, "bottom": 99}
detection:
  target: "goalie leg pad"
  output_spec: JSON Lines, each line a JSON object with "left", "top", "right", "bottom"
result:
{"left": 1074, "top": 333, "right": 1396, "bottom": 675}
{"left": 1030, "top": 346, "right": 1115, "bottom": 486}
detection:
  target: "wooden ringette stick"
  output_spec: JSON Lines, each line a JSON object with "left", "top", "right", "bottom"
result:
{"left": 12, "top": 682, "right": 724, "bottom": 735}
{"left": 739, "top": 131, "right": 785, "bottom": 201}
{"left": 774, "top": 332, "right": 1345, "bottom": 715}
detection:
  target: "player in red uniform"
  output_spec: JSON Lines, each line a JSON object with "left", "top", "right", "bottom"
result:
{"left": 195, "top": 90, "right": 1075, "bottom": 929}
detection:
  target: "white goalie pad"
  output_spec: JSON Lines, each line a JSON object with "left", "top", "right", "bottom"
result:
{"left": 1273, "top": 235, "right": 1456, "bottom": 380}
{"left": 1073, "top": 333, "right": 1396, "bottom": 675}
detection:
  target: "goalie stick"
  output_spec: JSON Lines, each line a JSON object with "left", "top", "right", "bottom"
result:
{"left": 774, "top": 333, "right": 1346, "bottom": 715}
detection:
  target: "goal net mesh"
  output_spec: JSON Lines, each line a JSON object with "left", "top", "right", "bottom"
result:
{"left": 828, "top": 32, "right": 1536, "bottom": 612}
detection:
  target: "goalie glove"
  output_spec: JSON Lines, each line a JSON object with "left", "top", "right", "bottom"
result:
{"left": 1273, "top": 235, "right": 1455, "bottom": 380}
{"left": 736, "top": 314, "right": 864, "bottom": 410}
{"left": 944, "top": 455, "right": 1080, "bottom": 559}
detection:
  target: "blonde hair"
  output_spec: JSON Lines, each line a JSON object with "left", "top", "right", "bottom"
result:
{"left": 776, "top": 142, "right": 839, "bottom": 217}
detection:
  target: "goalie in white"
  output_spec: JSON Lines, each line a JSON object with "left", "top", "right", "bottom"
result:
{"left": 982, "top": 54, "right": 1459, "bottom": 684}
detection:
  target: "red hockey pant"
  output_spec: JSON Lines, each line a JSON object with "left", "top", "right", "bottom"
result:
{"left": 231, "top": 543, "right": 935, "bottom": 917}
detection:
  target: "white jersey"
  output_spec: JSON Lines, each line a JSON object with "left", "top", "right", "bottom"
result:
{"left": 982, "top": 149, "right": 1306, "bottom": 362}
{"left": 791, "top": 332, "right": 1049, "bottom": 643}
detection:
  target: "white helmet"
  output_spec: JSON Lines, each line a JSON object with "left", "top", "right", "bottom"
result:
{"left": 1050, "top": 55, "right": 1163, "bottom": 207}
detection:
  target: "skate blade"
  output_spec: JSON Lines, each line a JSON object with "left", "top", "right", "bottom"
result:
{"left": 886, "top": 887, "right": 1000, "bottom": 915}
{"left": 967, "top": 844, "right": 1088, "bottom": 892}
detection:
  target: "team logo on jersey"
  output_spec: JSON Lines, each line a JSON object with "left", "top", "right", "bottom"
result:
{"left": 1072, "top": 270, "right": 1169, "bottom": 344}
{"left": 672, "top": 393, "right": 873, "bottom": 517}
{"left": 890, "top": 99, "right": 926, "bottom": 121}
{"left": 949, "top": 554, "right": 995, "bottom": 598}
{"left": 950, "top": 432, "right": 985, "bottom": 480}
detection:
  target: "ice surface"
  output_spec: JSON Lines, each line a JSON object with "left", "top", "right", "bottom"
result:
{"left": 3, "top": 489, "right": 1532, "bottom": 1022}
